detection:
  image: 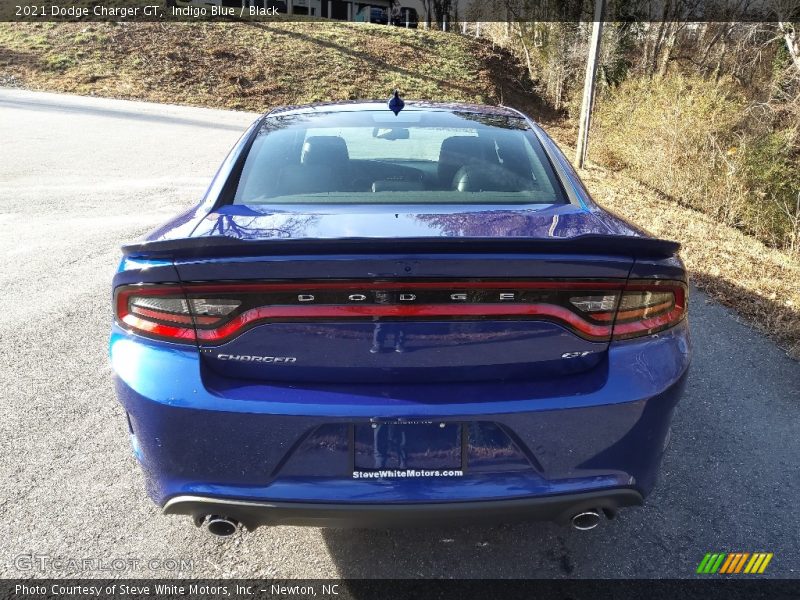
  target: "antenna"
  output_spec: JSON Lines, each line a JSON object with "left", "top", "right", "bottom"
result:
{"left": 388, "top": 90, "right": 405, "bottom": 115}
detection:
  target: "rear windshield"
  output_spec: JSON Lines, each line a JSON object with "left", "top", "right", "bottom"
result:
{"left": 232, "top": 110, "right": 567, "bottom": 205}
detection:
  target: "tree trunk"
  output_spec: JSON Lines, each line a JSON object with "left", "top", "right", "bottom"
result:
{"left": 516, "top": 22, "right": 535, "bottom": 83}
{"left": 780, "top": 22, "right": 800, "bottom": 74}
{"left": 699, "top": 23, "right": 724, "bottom": 71}
{"left": 714, "top": 34, "right": 729, "bottom": 81}
{"left": 658, "top": 23, "right": 682, "bottom": 78}
{"left": 650, "top": 20, "right": 668, "bottom": 76}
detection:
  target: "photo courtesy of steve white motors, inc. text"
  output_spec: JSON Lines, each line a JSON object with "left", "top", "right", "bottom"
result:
{"left": 15, "top": 583, "right": 340, "bottom": 597}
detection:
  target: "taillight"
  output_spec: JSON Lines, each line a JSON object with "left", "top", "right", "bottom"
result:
{"left": 114, "top": 285, "right": 241, "bottom": 342}
{"left": 113, "top": 279, "right": 686, "bottom": 345}
{"left": 611, "top": 281, "right": 687, "bottom": 340}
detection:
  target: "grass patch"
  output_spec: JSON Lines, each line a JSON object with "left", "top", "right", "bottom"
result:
{"left": 0, "top": 21, "right": 542, "bottom": 114}
{"left": 42, "top": 54, "right": 76, "bottom": 71}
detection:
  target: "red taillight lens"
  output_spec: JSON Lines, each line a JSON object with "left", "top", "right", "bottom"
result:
{"left": 114, "top": 286, "right": 241, "bottom": 342}
{"left": 129, "top": 296, "right": 192, "bottom": 324}
{"left": 611, "top": 281, "right": 687, "bottom": 340}
{"left": 115, "top": 286, "right": 195, "bottom": 341}
{"left": 114, "top": 279, "right": 686, "bottom": 345}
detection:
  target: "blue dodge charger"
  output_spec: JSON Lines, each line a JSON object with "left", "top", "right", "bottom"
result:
{"left": 111, "top": 100, "right": 690, "bottom": 536}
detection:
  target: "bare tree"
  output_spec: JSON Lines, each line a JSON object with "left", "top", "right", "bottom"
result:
{"left": 779, "top": 22, "right": 800, "bottom": 73}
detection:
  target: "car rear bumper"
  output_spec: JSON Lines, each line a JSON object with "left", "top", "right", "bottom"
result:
{"left": 163, "top": 489, "right": 643, "bottom": 529}
{"left": 111, "top": 320, "right": 689, "bottom": 521}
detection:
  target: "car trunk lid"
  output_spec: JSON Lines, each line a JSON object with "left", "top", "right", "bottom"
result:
{"left": 120, "top": 206, "right": 679, "bottom": 383}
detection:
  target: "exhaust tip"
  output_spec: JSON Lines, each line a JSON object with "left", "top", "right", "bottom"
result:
{"left": 204, "top": 515, "right": 240, "bottom": 537}
{"left": 571, "top": 511, "right": 601, "bottom": 531}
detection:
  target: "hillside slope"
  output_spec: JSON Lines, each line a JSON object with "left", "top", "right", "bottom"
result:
{"left": 0, "top": 21, "right": 544, "bottom": 114}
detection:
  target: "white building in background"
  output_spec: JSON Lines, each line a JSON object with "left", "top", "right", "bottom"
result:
{"left": 273, "top": 0, "right": 423, "bottom": 25}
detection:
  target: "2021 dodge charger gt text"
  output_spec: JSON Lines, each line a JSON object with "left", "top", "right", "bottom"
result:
{"left": 111, "top": 100, "right": 690, "bottom": 536}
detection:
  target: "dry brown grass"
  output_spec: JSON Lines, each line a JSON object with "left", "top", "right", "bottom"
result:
{"left": 0, "top": 21, "right": 544, "bottom": 114}
{"left": 592, "top": 74, "right": 800, "bottom": 254}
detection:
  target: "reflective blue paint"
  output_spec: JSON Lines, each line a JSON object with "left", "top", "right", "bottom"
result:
{"left": 174, "top": 252, "right": 634, "bottom": 283}
{"left": 111, "top": 321, "right": 688, "bottom": 416}
{"left": 129, "top": 432, "right": 144, "bottom": 462}
{"left": 171, "top": 474, "right": 632, "bottom": 504}
{"left": 203, "top": 320, "right": 607, "bottom": 384}
{"left": 111, "top": 320, "right": 688, "bottom": 505}
{"left": 117, "top": 257, "right": 173, "bottom": 273}
{"left": 189, "top": 203, "right": 626, "bottom": 241}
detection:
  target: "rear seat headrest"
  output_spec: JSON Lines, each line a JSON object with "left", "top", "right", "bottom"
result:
{"left": 301, "top": 136, "right": 350, "bottom": 166}
{"left": 438, "top": 136, "right": 495, "bottom": 186}
{"left": 453, "top": 164, "right": 525, "bottom": 192}
{"left": 276, "top": 164, "right": 338, "bottom": 195}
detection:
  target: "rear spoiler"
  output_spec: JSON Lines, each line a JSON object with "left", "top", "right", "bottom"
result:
{"left": 122, "top": 235, "right": 679, "bottom": 260}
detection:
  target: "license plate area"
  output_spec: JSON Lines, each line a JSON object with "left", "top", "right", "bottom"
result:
{"left": 353, "top": 422, "right": 463, "bottom": 472}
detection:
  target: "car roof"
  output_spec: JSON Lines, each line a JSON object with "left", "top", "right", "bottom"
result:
{"left": 267, "top": 101, "right": 527, "bottom": 120}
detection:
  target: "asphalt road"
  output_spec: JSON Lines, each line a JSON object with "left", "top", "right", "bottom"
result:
{"left": 0, "top": 88, "right": 798, "bottom": 580}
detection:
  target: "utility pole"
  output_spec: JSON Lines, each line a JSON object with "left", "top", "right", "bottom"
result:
{"left": 575, "top": 0, "right": 604, "bottom": 168}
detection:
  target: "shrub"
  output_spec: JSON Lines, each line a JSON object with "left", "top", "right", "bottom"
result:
{"left": 592, "top": 73, "right": 800, "bottom": 253}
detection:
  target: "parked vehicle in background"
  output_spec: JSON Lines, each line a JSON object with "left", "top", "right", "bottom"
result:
{"left": 355, "top": 5, "right": 418, "bottom": 27}
{"left": 356, "top": 6, "right": 388, "bottom": 24}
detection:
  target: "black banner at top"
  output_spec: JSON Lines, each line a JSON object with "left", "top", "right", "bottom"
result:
{"left": 2, "top": 0, "right": 799, "bottom": 23}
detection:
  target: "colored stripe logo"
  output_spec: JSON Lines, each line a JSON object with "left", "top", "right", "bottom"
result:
{"left": 697, "top": 552, "right": 773, "bottom": 574}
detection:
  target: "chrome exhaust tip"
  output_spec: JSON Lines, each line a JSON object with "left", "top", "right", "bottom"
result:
{"left": 203, "top": 515, "right": 240, "bottom": 537}
{"left": 571, "top": 511, "right": 601, "bottom": 531}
